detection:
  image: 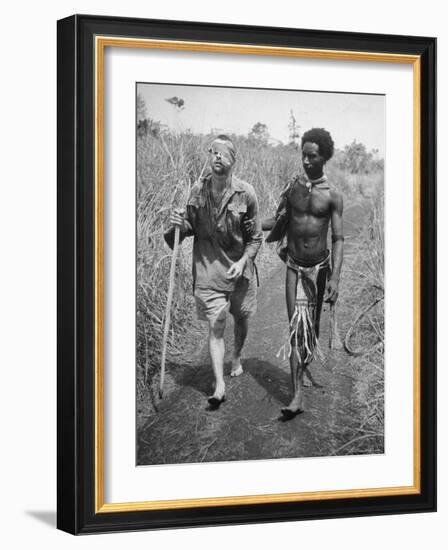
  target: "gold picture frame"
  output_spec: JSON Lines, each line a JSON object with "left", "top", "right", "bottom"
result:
{"left": 58, "top": 14, "right": 436, "bottom": 534}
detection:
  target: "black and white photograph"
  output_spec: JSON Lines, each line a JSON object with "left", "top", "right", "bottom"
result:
{"left": 136, "top": 83, "right": 385, "bottom": 466}
{"left": 0, "top": 0, "right": 441, "bottom": 543}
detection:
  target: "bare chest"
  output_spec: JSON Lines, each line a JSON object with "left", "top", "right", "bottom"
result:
{"left": 289, "top": 185, "right": 331, "bottom": 218}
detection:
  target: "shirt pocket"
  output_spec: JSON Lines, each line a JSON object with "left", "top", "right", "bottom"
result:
{"left": 227, "top": 201, "right": 247, "bottom": 216}
{"left": 225, "top": 200, "right": 247, "bottom": 238}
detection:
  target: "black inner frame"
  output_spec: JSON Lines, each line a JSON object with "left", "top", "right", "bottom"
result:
{"left": 57, "top": 14, "right": 436, "bottom": 535}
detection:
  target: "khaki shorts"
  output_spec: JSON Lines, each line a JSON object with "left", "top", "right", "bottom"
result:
{"left": 194, "top": 277, "right": 257, "bottom": 326}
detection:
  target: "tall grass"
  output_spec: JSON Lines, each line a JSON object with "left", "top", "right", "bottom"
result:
{"left": 136, "top": 126, "right": 385, "bottom": 452}
{"left": 333, "top": 192, "right": 385, "bottom": 455}
{"left": 136, "top": 131, "right": 301, "bottom": 414}
{"left": 136, "top": 132, "right": 203, "bottom": 414}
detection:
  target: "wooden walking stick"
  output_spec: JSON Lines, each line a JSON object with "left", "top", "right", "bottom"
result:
{"left": 159, "top": 160, "right": 208, "bottom": 399}
{"left": 158, "top": 224, "right": 180, "bottom": 399}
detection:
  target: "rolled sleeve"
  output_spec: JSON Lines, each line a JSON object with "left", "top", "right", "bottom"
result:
{"left": 265, "top": 182, "right": 290, "bottom": 243}
{"left": 163, "top": 211, "right": 194, "bottom": 250}
{"left": 244, "top": 188, "right": 262, "bottom": 262}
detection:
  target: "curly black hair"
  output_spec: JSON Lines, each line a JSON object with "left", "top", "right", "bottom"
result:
{"left": 301, "top": 128, "right": 334, "bottom": 161}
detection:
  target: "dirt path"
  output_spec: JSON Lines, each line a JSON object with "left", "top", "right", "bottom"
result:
{"left": 137, "top": 225, "right": 362, "bottom": 465}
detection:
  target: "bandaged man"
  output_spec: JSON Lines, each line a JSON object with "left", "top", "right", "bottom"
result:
{"left": 165, "top": 135, "right": 262, "bottom": 408}
{"left": 248, "top": 128, "right": 344, "bottom": 419}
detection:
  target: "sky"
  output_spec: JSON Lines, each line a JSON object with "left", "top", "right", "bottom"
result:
{"left": 138, "top": 83, "right": 385, "bottom": 155}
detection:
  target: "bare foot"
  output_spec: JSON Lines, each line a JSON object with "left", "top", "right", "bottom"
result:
{"left": 230, "top": 358, "right": 243, "bottom": 377}
{"left": 280, "top": 391, "right": 304, "bottom": 420}
{"left": 303, "top": 367, "right": 323, "bottom": 389}
{"left": 303, "top": 377, "right": 312, "bottom": 388}
{"left": 207, "top": 384, "right": 226, "bottom": 408}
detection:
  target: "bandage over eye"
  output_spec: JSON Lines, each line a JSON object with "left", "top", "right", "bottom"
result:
{"left": 208, "top": 139, "right": 236, "bottom": 164}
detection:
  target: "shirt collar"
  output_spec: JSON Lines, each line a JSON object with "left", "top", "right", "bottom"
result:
{"left": 229, "top": 175, "right": 246, "bottom": 192}
{"left": 200, "top": 173, "right": 245, "bottom": 193}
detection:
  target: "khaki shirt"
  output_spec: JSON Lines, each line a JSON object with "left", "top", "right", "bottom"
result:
{"left": 164, "top": 174, "right": 262, "bottom": 292}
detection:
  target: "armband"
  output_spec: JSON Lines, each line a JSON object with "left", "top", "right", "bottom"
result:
{"left": 332, "top": 234, "right": 344, "bottom": 243}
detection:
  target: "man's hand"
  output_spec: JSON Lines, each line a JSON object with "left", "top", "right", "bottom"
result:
{"left": 227, "top": 258, "right": 246, "bottom": 280}
{"left": 169, "top": 208, "right": 185, "bottom": 230}
{"left": 325, "top": 277, "right": 340, "bottom": 303}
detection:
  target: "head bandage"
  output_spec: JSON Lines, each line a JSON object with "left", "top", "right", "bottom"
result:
{"left": 208, "top": 138, "right": 236, "bottom": 165}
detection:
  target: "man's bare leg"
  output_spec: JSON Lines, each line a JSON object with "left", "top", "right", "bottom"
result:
{"left": 281, "top": 354, "right": 305, "bottom": 418}
{"left": 282, "top": 267, "right": 305, "bottom": 417}
{"left": 303, "top": 366, "right": 313, "bottom": 387}
{"left": 302, "top": 265, "right": 328, "bottom": 389}
{"left": 231, "top": 316, "right": 248, "bottom": 377}
{"left": 303, "top": 365, "right": 323, "bottom": 388}
{"left": 284, "top": 265, "right": 322, "bottom": 396}
{"left": 208, "top": 316, "right": 227, "bottom": 406}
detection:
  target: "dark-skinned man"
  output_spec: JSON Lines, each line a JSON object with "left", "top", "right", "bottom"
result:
{"left": 246, "top": 127, "right": 344, "bottom": 419}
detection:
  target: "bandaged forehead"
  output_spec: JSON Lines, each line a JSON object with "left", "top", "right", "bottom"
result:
{"left": 208, "top": 139, "right": 236, "bottom": 164}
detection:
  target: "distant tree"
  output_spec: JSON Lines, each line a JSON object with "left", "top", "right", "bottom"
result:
{"left": 165, "top": 96, "right": 185, "bottom": 110}
{"left": 137, "top": 93, "right": 147, "bottom": 122}
{"left": 249, "top": 122, "right": 269, "bottom": 143}
{"left": 136, "top": 93, "right": 164, "bottom": 138}
{"left": 288, "top": 110, "right": 301, "bottom": 147}
{"left": 342, "top": 140, "right": 374, "bottom": 174}
{"left": 137, "top": 118, "right": 163, "bottom": 139}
